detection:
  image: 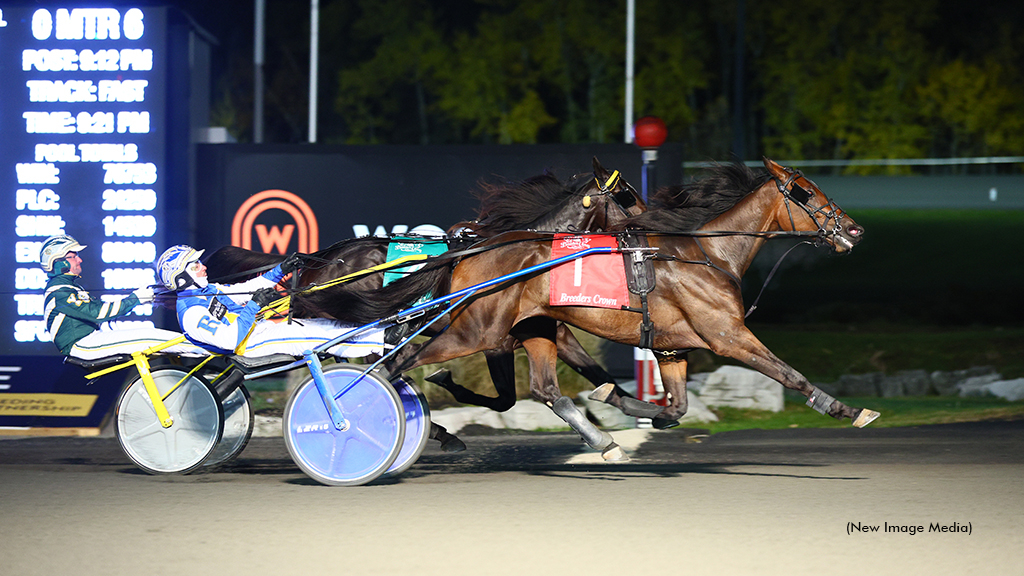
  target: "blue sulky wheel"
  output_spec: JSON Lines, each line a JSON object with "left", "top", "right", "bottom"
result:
{"left": 115, "top": 367, "right": 223, "bottom": 474}
{"left": 204, "top": 385, "right": 254, "bottom": 468}
{"left": 283, "top": 364, "right": 405, "bottom": 486}
{"left": 383, "top": 377, "right": 431, "bottom": 478}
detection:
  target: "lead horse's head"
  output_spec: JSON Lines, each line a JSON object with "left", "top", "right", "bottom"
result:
{"left": 762, "top": 157, "right": 864, "bottom": 252}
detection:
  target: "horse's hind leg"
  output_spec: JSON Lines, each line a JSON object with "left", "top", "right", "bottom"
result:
{"left": 425, "top": 347, "right": 518, "bottom": 412}
{"left": 555, "top": 324, "right": 616, "bottom": 388}
{"left": 381, "top": 337, "right": 472, "bottom": 452}
{"left": 512, "top": 318, "right": 628, "bottom": 462}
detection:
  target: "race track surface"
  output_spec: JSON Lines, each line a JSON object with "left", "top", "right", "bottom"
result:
{"left": 2, "top": 420, "right": 1021, "bottom": 576}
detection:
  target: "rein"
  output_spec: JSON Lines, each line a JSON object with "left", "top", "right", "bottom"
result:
{"left": 743, "top": 240, "right": 813, "bottom": 318}
{"left": 211, "top": 165, "right": 836, "bottom": 318}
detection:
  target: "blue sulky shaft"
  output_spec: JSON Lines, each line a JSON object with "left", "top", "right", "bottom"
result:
{"left": 249, "top": 246, "right": 618, "bottom": 429}
{"left": 319, "top": 246, "right": 618, "bottom": 408}
{"left": 312, "top": 246, "right": 618, "bottom": 354}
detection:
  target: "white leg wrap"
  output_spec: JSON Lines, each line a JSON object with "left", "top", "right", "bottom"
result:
{"left": 806, "top": 387, "right": 835, "bottom": 416}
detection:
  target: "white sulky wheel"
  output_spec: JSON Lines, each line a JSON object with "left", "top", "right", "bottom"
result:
{"left": 204, "top": 384, "right": 254, "bottom": 468}
{"left": 115, "top": 367, "right": 223, "bottom": 474}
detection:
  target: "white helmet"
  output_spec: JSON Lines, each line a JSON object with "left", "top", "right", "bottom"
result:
{"left": 40, "top": 235, "right": 86, "bottom": 273}
{"left": 156, "top": 245, "right": 206, "bottom": 290}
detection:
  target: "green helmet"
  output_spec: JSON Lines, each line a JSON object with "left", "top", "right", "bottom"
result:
{"left": 40, "top": 235, "right": 86, "bottom": 273}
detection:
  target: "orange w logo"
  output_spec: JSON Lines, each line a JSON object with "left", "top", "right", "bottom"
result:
{"left": 231, "top": 189, "right": 319, "bottom": 253}
{"left": 255, "top": 224, "right": 295, "bottom": 254}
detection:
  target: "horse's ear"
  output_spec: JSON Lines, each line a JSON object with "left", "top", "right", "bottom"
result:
{"left": 762, "top": 156, "right": 786, "bottom": 179}
{"left": 593, "top": 156, "right": 609, "bottom": 179}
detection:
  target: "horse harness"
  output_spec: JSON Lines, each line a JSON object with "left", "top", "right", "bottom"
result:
{"left": 223, "top": 167, "right": 833, "bottom": 351}
{"left": 618, "top": 232, "right": 657, "bottom": 349}
{"left": 772, "top": 166, "right": 847, "bottom": 244}
{"left": 616, "top": 230, "right": 744, "bottom": 350}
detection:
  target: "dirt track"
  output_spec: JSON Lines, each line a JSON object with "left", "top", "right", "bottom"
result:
{"left": 1, "top": 420, "right": 1022, "bottom": 576}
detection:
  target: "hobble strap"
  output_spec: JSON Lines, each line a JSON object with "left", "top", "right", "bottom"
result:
{"left": 806, "top": 387, "right": 836, "bottom": 416}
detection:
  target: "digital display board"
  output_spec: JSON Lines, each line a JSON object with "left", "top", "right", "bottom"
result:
{"left": 0, "top": 6, "right": 167, "bottom": 356}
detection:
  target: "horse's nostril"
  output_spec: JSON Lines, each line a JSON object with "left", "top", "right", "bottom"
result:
{"left": 847, "top": 224, "right": 864, "bottom": 237}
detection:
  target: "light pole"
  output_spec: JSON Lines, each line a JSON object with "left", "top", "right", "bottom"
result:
{"left": 631, "top": 116, "right": 667, "bottom": 427}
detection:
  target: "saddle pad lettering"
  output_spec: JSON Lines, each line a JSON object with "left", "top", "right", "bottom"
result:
{"left": 550, "top": 234, "right": 629, "bottom": 309}
{"left": 384, "top": 237, "right": 449, "bottom": 304}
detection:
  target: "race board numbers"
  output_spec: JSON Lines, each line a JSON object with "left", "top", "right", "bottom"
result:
{"left": 1, "top": 7, "right": 168, "bottom": 354}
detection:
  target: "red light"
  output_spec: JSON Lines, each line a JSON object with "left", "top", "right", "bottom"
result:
{"left": 633, "top": 116, "right": 667, "bottom": 148}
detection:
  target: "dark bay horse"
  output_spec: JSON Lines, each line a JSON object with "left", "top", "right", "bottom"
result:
{"left": 203, "top": 159, "right": 654, "bottom": 442}
{"left": 351, "top": 157, "right": 878, "bottom": 460}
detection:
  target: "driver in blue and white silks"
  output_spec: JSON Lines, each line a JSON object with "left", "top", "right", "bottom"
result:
{"left": 156, "top": 245, "right": 384, "bottom": 358}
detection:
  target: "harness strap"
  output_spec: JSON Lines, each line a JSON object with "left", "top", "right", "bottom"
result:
{"left": 638, "top": 293, "right": 654, "bottom": 348}
{"left": 619, "top": 295, "right": 655, "bottom": 349}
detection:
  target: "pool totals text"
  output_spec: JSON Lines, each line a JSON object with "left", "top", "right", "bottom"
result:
{"left": 1, "top": 7, "right": 169, "bottom": 353}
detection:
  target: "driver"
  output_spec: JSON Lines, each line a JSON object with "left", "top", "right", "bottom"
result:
{"left": 156, "top": 245, "right": 384, "bottom": 358}
{"left": 41, "top": 234, "right": 206, "bottom": 359}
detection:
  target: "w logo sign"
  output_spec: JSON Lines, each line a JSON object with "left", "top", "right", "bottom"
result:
{"left": 231, "top": 190, "right": 319, "bottom": 254}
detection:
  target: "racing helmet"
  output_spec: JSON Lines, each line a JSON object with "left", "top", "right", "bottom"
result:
{"left": 40, "top": 235, "right": 86, "bottom": 273}
{"left": 156, "top": 245, "right": 206, "bottom": 290}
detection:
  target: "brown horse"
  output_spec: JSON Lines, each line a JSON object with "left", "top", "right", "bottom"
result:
{"left": 352, "top": 157, "right": 878, "bottom": 460}
{"left": 203, "top": 159, "right": 657, "bottom": 445}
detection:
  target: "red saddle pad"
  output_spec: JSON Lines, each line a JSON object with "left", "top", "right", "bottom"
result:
{"left": 549, "top": 234, "right": 629, "bottom": 309}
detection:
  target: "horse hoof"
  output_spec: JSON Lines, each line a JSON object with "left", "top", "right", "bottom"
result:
{"left": 590, "top": 383, "right": 615, "bottom": 403}
{"left": 425, "top": 368, "right": 452, "bottom": 386}
{"left": 652, "top": 417, "right": 680, "bottom": 430}
{"left": 853, "top": 409, "right": 881, "bottom": 428}
{"left": 440, "top": 435, "right": 467, "bottom": 453}
{"left": 601, "top": 443, "right": 630, "bottom": 462}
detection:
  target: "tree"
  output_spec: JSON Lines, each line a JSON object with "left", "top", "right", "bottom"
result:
{"left": 335, "top": 0, "right": 446, "bottom": 144}
{"left": 753, "top": 0, "right": 936, "bottom": 172}
{"left": 918, "top": 58, "right": 1024, "bottom": 163}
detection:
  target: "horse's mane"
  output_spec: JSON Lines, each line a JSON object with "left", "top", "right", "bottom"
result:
{"left": 452, "top": 172, "right": 595, "bottom": 236}
{"left": 611, "top": 162, "right": 770, "bottom": 232}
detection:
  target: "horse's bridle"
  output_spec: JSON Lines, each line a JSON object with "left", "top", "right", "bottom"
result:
{"left": 585, "top": 170, "right": 643, "bottom": 218}
{"left": 771, "top": 166, "right": 848, "bottom": 245}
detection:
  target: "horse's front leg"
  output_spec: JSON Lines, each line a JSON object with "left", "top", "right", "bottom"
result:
{"left": 705, "top": 325, "right": 880, "bottom": 427}
{"left": 512, "top": 317, "right": 628, "bottom": 462}
{"left": 649, "top": 352, "right": 688, "bottom": 429}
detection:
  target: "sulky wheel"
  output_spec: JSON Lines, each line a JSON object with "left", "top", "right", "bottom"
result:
{"left": 115, "top": 367, "right": 223, "bottom": 474}
{"left": 204, "top": 384, "right": 254, "bottom": 468}
{"left": 283, "top": 364, "right": 405, "bottom": 486}
{"left": 382, "top": 377, "right": 431, "bottom": 478}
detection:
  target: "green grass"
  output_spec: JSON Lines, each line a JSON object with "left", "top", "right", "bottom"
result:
{"left": 703, "top": 396, "right": 1024, "bottom": 433}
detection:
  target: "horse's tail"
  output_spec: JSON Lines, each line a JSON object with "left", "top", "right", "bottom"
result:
{"left": 205, "top": 245, "right": 284, "bottom": 282}
{"left": 337, "top": 261, "right": 452, "bottom": 325}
